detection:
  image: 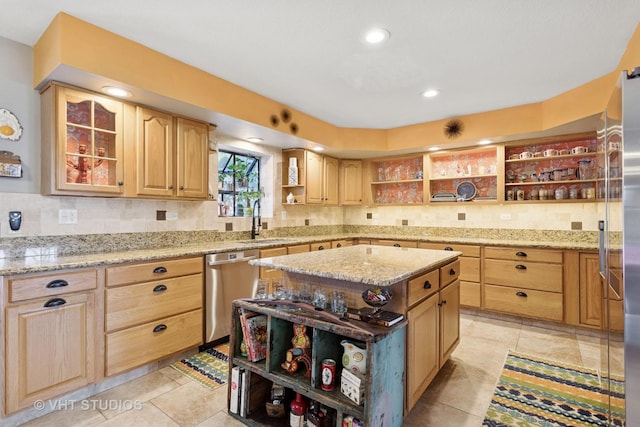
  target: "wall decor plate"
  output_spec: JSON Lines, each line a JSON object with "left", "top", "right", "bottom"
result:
{"left": 0, "top": 108, "right": 23, "bottom": 141}
{"left": 456, "top": 181, "right": 477, "bottom": 201}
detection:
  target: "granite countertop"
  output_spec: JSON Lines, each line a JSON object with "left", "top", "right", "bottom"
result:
{"left": 0, "top": 229, "right": 601, "bottom": 276}
{"left": 250, "top": 245, "right": 461, "bottom": 287}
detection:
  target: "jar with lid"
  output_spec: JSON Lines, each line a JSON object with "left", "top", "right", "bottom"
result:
{"left": 578, "top": 160, "right": 594, "bottom": 180}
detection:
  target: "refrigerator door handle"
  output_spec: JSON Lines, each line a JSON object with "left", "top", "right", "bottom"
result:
{"left": 598, "top": 219, "right": 605, "bottom": 277}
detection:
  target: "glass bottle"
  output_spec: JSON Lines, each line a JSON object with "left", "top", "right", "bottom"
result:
{"left": 290, "top": 392, "right": 307, "bottom": 427}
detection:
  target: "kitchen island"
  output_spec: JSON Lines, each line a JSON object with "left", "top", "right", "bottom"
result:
{"left": 248, "top": 244, "right": 462, "bottom": 416}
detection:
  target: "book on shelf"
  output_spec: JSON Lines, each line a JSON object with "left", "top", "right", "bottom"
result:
{"left": 239, "top": 369, "right": 248, "bottom": 417}
{"left": 345, "top": 307, "right": 404, "bottom": 327}
{"left": 239, "top": 309, "right": 268, "bottom": 362}
{"left": 229, "top": 366, "right": 242, "bottom": 414}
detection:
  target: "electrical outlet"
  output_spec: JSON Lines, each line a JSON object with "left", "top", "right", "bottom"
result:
{"left": 500, "top": 213, "right": 512, "bottom": 220}
{"left": 166, "top": 211, "right": 178, "bottom": 220}
{"left": 58, "top": 209, "right": 78, "bottom": 224}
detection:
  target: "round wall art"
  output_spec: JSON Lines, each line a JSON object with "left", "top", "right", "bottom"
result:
{"left": 0, "top": 108, "right": 23, "bottom": 141}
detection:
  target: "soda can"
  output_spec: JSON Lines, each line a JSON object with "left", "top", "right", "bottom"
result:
{"left": 321, "top": 359, "right": 336, "bottom": 391}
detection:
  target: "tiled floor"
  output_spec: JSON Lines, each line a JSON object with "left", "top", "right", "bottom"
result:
{"left": 21, "top": 312, "right": 624, "bottom": 426}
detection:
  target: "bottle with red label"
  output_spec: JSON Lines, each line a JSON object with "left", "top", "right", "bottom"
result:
{"left": 290, "top": 392, "right": 307, "bottom": 427}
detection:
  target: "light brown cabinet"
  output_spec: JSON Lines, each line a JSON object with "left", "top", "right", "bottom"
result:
{"left": 340, "top": 159, "right": 363, "bottom": 205}
{"left": 104, "top": 256, "right": 203, "bottom": 376}
{"left": 306, "top": 150, "right": 339, "bottom": 205}
{"left": 3, "top": 269, "right": 98, "bottom": 414}
{"left": 41, "top": 83, "right": 125, "bottom": 196}
{"left": 132, "top": 107, "right": 209, "bottom": 199}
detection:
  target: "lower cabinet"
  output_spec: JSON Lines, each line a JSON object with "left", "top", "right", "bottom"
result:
{"left": 104, "top": 256, "right": 203, "bottom": 376}
{"left": 3, "top": 269, "right": 98, "bottom": 414}
{"left": 229, "top": 299, "right": 406, "bottom": 426}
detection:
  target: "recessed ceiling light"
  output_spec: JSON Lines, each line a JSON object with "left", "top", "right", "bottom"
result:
{"left": 364, "top": 28, "right": 390, "bottom": 44}
{"left": 477, "top": 139, "right": 492, "bottom": 145}
{"left": 102, "top": 86, "right": 132, "bottom": 98}
{"left": 428, "top": 146, "right": 441, "bottom": 151}
{"left": 312, "top": 146, "right": 325, "bottom": 152}
{"left": 421, "top": 89, "right": 439, "bottom": 98}
{"left": 247, "top": 137, "right": 263, "bottom": 143}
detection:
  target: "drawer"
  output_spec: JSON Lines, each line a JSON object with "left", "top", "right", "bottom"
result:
{"left": 332, "top": 239, "right": 351, "bottom": 248}
{"left": 106, "top": 257, "right": 203, "bottom": 287}
{"left": 484, "top": 259, "right": 562, "bottom": 292}
{"left": 417, "top": 242, "right": 480, "bottom": 257}
{"left": 407, "top": 269, "right": 440, "bottom": 307}
{"left": 9, "top": 269, "right": 97, "bottom": 302}
{"left": 484, "top": 284, "right": 563, "bottom": 322}
{"left": 440, "top": 259, "right": 460, "bottom": 287}
{"left": 459, "top": 257, "right": 480, "bottom": 282}
{"left": 372, "top": 239, "right": 418, "bottom": 248}
{"left": 105, "top": 309, "right": 203, "bottom": 376}
{"left": 460, "top": 281, "right": 481, "bottom": 307}
{"left": 485, "top": 246, "right": 562, "bottom": 263}
{"left": 287, "top": 244, "right": 310, "bottom": 254}
{"left": 105, "top": 274, "right": 203, "bottom": 332}
{"left": 310, "top": 242, "right": 331, "bottom": 251}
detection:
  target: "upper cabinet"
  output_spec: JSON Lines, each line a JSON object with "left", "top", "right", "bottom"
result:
{"left": 340, "top": 159, "right": 363, "bottom": 205}
{"left": 364, "top": 154, "right": 427, "bottom": 205}
{"left": 41, "top": 84, "right": 125, "bottom": 196}
{"left": 503, "top": 132, "right": 597, "bottom": 202}
{"left": 131, "top": 107, "right": 209, "bottom": 200}
{"left": 281, "top": 148, "right": 339, "bottom": 205}
{"left": 427, "top": 146, "right": 501, "bottom": 203}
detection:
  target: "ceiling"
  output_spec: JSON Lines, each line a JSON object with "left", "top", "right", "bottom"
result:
{"left": 1, "top": 1, "right": 640, "bottom": 150}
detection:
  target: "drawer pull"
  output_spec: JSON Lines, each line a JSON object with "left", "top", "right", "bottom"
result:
{"left": 153, "top": 324, "right": 168, "bottom": 333}
{"left": 393, "top": 243, "right": 401, "bottom": 247}
{"left": 153, "top": 284, "right": 168, "bottom": 293}
{"left": 44, "top": 297, "right": 67, "bottom": 308}
{"left": 516, "top": 291, "right": 528, "bottom": 298}
{"left": 423, "top": 280, "right": 432, "bottom": 289}
{"left": 438, "top": 300, "right": 447, "bottom": 306}
{"left": 45, "top": 279, "right": 69, "bottom": 289}
{"left": 318, "top": 245, "right": 325, "bottom": 250}
{"left": 449, "top": 268, "right": 456, "bottom": 275}
{"left": 336, "top": 243, "right": 342, "bottom": 248}
{"left": 153, "top": 266, "right": 168, "bottom": 274}
{"left": 515, "top": 264, "right": 527, "bottom": 270}
{"left": 515, "top": 251, "right": 528, "bottom": 257}
{"left": 444, "top": 246, "right": 453, "bottom": 251}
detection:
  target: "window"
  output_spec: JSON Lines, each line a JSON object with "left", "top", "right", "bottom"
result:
{"left": 218, "top": 150, "right": 261, "bottom": 217}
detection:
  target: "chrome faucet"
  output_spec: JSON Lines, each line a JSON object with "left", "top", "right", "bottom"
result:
{"left": 251, "top": 199, "right": 261, "bottom": 239}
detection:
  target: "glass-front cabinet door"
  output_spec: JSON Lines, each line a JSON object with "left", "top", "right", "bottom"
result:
{"left": 53, "top": 86, "right": 124, "bottom": 194}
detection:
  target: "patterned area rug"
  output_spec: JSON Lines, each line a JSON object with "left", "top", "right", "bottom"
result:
{"left": 170, "top": 345, "right": 229, "bottom": 390}
{"left": 483, "top": 351, "right": 625, "bottom": 427}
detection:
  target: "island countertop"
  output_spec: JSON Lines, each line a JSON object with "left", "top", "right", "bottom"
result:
{"left": 249, "top": 244, "right": 462, "bottom": 287}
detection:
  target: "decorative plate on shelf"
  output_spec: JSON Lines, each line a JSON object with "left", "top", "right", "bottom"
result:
{"left": 456, "top": 181, "right": 477, "bottom": 201}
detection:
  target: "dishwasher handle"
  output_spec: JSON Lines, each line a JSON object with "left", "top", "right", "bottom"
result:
{"left": 207, "top": 253, "right": 259, "bottom": 266}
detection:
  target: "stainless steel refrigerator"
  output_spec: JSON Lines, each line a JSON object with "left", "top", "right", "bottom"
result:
{"left": 600, "top": 66, "right": 640, "bottom": 426}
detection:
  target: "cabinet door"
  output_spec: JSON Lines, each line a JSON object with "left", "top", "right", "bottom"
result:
{"left": 406, "top": 292, "right": 439, "bottom": 412}
{"left": 136, "top": 107, "right": 174, "bottom": 197}
{"left": 340, "top": 160, "right": 363, "bottom": 205}
{"left": 45, "top": 85, "right": 125, "bottom": 195}
{"left": 579, "top": 252, "right": 603, "bottom": 327}
{"left": 439, "top": 280, "right": 460, "bottom": 367}
{"left": 323, "top": 155, "right": 339, "bottom": 205}
{"left": 5, "top": 292, "right": 95, "bottom": 413}
{"left": 305, "top": 150, "right": 324, "bottom": 204}
{"left": 176, "top": 117, "right": 209, "bottom": 199}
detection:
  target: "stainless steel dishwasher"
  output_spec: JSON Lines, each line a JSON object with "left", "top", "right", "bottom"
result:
{"left": 205, "top": 249, "right": 259, "bottom": 343}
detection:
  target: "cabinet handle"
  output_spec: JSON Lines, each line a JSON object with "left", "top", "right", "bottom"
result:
{"left": 153, "top": 266, "right": 168, "bottom": 274}
{"left": 515, "top": 251, "right": 528, "bottom": 257}
{"left": 438, "top": 300, "right": 447, "bottom": 306}
{"left": 336, "top": 243, "right": 342, "bottom": 248}
{"left": 423, "top": 280, "right": 432, "bottom": 289}
{"left": 393, "top": 243, "right": 401, "bottom": 247}
{"left": 516, "top": 291, "right": 528, "bottom": 298}
{"left": 45, "top": 279, "right": 69, "bottom": 289}
{"left": 444, "top": 246, "right": 453, "bottom": 251}
{"left": 44, "top": 297, "right": 67, "bottom": 308}
{"left": 118, "top": 181, "right": 124, "bottom": 186}
{"left": 153, "top": 284, "right": 168, "bottom": 293}
{"left": 318, "top": 245, "right": 325, "bottom": 250}
{"left": 153, "top": 324, "right": 168, "bottom": 333}
{"left": 168, "top": 184, "right": 174, "bottom": 190}
{"left": 179, "top": 185, "right": 184, "bottom": 190}
{"left": 449, "top": 268, "right": 456, "bottom": 275}
{"left": 515, "top": 264, "right": 527, "bottom": 270}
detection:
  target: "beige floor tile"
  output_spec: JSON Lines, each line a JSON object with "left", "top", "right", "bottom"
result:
{"left": 195, "top": 411, "right": 247, "bottom": 427}
{"left": 150, "top": 380, "right": 227, "bottom": 426}
{"left": 452, "top": 335, "right": 512, "bottom": 378}
{"left": 19, "top": 405, "right": 106, "bottom": 427}
{"left": 158, "top": 365, "right": 194, "bottom": 386}
{"left": 97, "top": 402, "right": 179, "bottom": 427}
{"left": 576, "top": 334, "right": 606, "bottom": 372}
{"left": 404, "top": 399, "right": 484, "bottom": 427}
{"left": 460, "top": 316, "right": 521, "bottom": 347}
{"left": 516, "top": 324, "right": 583, "bottom": 365}
{"left": 93, "top": 371, "right": 182, "bottom": 419}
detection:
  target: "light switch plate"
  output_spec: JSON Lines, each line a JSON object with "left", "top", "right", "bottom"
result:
{"left": 58, "top": 209, "right": 78, "bottom": 224}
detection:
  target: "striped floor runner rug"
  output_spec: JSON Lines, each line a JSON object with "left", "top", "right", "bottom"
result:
{"left": 170, "top": 345, "right": 229, "bottom": 390}
{"left": 483, "top": 351, "right": 625, "bottom": 426}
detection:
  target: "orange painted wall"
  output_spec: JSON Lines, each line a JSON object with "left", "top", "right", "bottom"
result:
{"left": 33, "top": 14, "right": 640, "bottom": 154}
